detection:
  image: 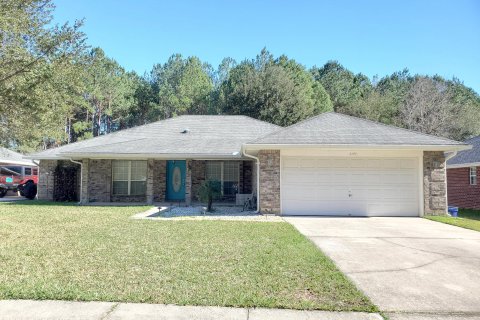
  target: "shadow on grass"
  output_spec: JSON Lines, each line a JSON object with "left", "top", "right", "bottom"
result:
{"left": 459, "top": 208, "right": 480, "bottom": 221}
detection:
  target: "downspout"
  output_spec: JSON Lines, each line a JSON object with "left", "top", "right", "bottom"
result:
{"left": 242, "top": 146, "right": 260, "bottom": 214}
{"left": 69, "top": 159, "right": 83, "bottom": 205}
{"left": 444, "top": 151, "right": 457, "bottom": 215}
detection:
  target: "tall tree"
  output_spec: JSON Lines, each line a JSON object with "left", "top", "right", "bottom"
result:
{"left": 152, "top": 54, "right": 213, "bottom": 118}
{"left": 311, "top": 61, "right": 372, "bottom": 112}
{"left": 0, "top": 0, "right": 87, "bottom": 151}
{"left": 220, "top": 50, "right": 332, "bottom": 126}
{"left": 400, "top": 77, "right": 470, "bottom": 140}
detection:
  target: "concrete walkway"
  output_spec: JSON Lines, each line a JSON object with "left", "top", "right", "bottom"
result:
{"left": 285, "top": 217, "right": 480, "bottom": 320}
{"left": 0, "top": 300, "right": 383, "bottom": 320}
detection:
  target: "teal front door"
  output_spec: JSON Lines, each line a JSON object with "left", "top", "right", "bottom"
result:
{"left": 166, "top": 160, "right": 186, "bottom": 200}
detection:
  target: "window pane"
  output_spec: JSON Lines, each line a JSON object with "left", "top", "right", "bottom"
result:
{"left": 130, "top": 181, "right": 146, "bottom": 195}
{"left": 224, "top": 161, "right": 239, "bottom": 182}
{"left": 206, "top": 161, "right": 221, "bottom": 181}
{"left": 24, "top": 167, "right": 32, "bottom": 175}
{"left": 131, "top": 161, "right": 147, "bottom": 181}
{"left": 113, "top": 181, "right": 128, "bottom": 195}
{"left": 33, "top": 168, "right": 38, "bottom": 175}
{"left": 113, "top": 160, "right": 129, "bottom": 181}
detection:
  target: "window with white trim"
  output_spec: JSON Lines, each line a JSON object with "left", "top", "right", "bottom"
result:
{"left": 112, "top": 160, "right": 147, "bottom": 195}
{"left": 206, "top": 161, "right": 240, "bottom": 195}
{"left": 470, "top": 166, "right": 477, "bottom": 185}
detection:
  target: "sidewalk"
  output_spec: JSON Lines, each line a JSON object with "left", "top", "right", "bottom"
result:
{"left": 0, "top": 300, "right": 383, "bottom": 320}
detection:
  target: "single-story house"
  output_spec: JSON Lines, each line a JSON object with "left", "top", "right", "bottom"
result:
{"left": 447, "top": 136, "right": 480, "bottom": 209}
{"left": 26, "top": 112, "right": 470, "bottom": 216}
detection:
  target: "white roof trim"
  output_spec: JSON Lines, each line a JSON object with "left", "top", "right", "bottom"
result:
{"left": 244, "top": 144, "right": 471, "bottom": 152}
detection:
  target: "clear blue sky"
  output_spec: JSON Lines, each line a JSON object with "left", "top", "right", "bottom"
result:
{"left": 53, "top": 0, "right": 480, "bottom": 93}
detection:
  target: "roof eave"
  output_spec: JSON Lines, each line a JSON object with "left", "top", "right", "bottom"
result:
{"left": 53, "top": 152, "right": 245, "bottom": 160}
{"left": 447, "top": 161, "right": 480, "bottom": 169}
{"left": 243, "top": 143, "right": 472, "bottom": 152}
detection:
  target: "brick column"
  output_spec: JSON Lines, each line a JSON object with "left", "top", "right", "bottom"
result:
{"left": 185, "top": 159, "right": 192, "bottom": 205}
{"left": 146, "top": 159, "right": 154, "bottom": 204}
{"left": 37, "top": 160, "right": 57, "bottom": 200}
{"left": 80, "top": 159, "right": 89, "bottom": 204}
{"left": 423, "top": 151, "right": 447, "bottom": 215}
{"left": 258, "top": 150, "right": 281, "bottom": 214}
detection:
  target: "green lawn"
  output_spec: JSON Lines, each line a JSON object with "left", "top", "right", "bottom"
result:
{"left": 426, "top": 208, "right": 480, "bottom": 232}
{"left": 0, "top": 201, "right": 375, "bottom": 312}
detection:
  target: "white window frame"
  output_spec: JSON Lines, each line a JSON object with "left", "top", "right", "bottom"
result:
{"left": 206, "top": 161, "right": 240, "bottom": 195}
{"left": 470, "top": 166, "right": 477, "bottom": 185}
{"left": 112, "top": 160, "right": 147, "bottom": 195}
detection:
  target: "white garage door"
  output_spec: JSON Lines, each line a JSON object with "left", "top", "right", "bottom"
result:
{"left": 281, "top": 157, "right": 419, "bottom": 216}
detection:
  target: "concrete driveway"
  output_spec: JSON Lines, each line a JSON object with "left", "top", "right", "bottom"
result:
{"left": 285, "top": 217, "right": 480, "bottom": 319}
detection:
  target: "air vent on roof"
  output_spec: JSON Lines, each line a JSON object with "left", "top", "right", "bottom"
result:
{"left": 181, "top": 128, "right": 190, "bottom": 134}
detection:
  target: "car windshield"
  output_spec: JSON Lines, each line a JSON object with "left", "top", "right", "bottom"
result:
{"left": 1, "top": 166, "right": 22, "bottom": 175}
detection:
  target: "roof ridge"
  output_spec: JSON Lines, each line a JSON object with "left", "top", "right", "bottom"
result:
{"left": 333, "top": 112, "right": 464, "bottom": 145}
{"left": 248, "top": 112, "right": 333, "bottom": 143}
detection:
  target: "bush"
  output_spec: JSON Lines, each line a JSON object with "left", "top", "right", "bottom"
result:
{"left": 197, "top": 180, "right": 221, "bottom": 212}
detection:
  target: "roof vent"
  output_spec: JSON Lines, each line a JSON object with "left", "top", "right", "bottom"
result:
{"left": 181, "top": 128, "right": 190, "bottom": 134}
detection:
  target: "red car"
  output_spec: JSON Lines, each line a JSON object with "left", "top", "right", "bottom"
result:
{"left": 0, "top": 165, "right": 38, "bottom": 198}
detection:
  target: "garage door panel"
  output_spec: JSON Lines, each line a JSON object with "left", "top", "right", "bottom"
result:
{"left": 281, "top": 156, "right": 419, "bottom": 216}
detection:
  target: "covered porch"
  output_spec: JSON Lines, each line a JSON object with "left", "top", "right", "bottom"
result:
{"left": 38, "top": 159, "right": 256, "bottom": 206}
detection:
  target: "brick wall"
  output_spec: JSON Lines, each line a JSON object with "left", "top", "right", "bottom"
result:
{"left": 87, "top": 159, "right": 112, "bottom": 202}
{"left": 258, "top": 150, "right": 280, "bottom": 214}
{"left": 37, "top": 160, "right": 57, "bottom": 200}
{"left": 191, "top": 160, "right": 206, "bottom": 201}
{"left": 447, "top": 167, "right": 480, "bottom": 209}
{"left": 423, "top": 151, "right": 448, "bottom": 215}
{"left": 152, "top": 160, "right": 167, "bottom": 202}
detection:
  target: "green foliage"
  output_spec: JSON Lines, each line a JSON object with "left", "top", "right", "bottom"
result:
{"left": 1, "top": 3, "right": 479, "bottom": 151}
{"left": 152, "top": 54, "right": 213, "bottom": 118}
{"left": 311, "top": 61, "right": 372, "bottom": 112}
{"left": 220, "top": 49, "right": 332, "bottom": 126}
{"left": 197, "top": 180, "right": 221, "bottom": 212}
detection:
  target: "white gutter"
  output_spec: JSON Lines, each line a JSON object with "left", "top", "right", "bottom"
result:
{"left": 69, "top": 159, "right": 83, "bottom": 205}
{"left": 241, "top": 146, "right": 260, "bottom": 214}
{"left": 244, "top": 144, "right": 472, "bottom": 152}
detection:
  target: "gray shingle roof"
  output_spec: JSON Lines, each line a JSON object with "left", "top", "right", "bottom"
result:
{"left": 28, "top": 115, "right": 280, "bottom": 159}
{"left": 0, "top": 147, "right": 35, "bottom": 165}
{"left": 248, "top": 112, "right": 467, "bottom": 147}
{"left": 447, "top": 136, "right": 480, "bottom": 166}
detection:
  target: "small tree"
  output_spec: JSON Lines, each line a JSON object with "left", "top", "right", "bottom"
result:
{"left": 197, "top": 180, "right": 221, "bottom": 212}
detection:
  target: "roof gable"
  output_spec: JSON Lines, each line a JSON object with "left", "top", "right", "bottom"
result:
{"left": 248, "top": 112, "right": 465, "bottom": 147}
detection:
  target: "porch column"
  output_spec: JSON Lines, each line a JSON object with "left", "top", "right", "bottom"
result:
{"left": 146, "top": 159, "right": 154, "bottom": 204}
{"left": 80, "top": 159, "right": 89, "bottom": 204}
{"left": 37, "top": 160, "right": 57, "bottom": 201}
{"left": 185, "top": 159, "right": 192, "bottom": 205}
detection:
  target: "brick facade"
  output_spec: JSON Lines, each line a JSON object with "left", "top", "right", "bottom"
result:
{"left": 37, "top": 160, "right": 57, "bottom": 200}
{"left": 191, "top": 160, "right": 206, "bottom": 201}
{"left": 423, "top": 151, "right": 448, "bottom": 215}
{"left": 258, "top": 150, "right": 280, "bottom": 214}
{"left": 87, "top": 159, "right": 112, "bottom": 202}
{"left": 152, "top": 160, "right": 167, "bottom": 202}
{"left": 447, "top": 166, "right": 480, "bottom": 209}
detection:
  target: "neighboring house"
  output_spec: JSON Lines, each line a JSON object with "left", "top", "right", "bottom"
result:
{"left": 26, "top": 113, "right": 470, "bottom": 216}
{"left": 447, "top": 136, "right": 480, "bottom": 209}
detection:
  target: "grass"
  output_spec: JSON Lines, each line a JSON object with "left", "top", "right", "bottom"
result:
{"left": 0, "top": 201, "right": 375, "bottom": 311}
{"left": 426, "top": 208, "right": 480, "bottom": 232}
